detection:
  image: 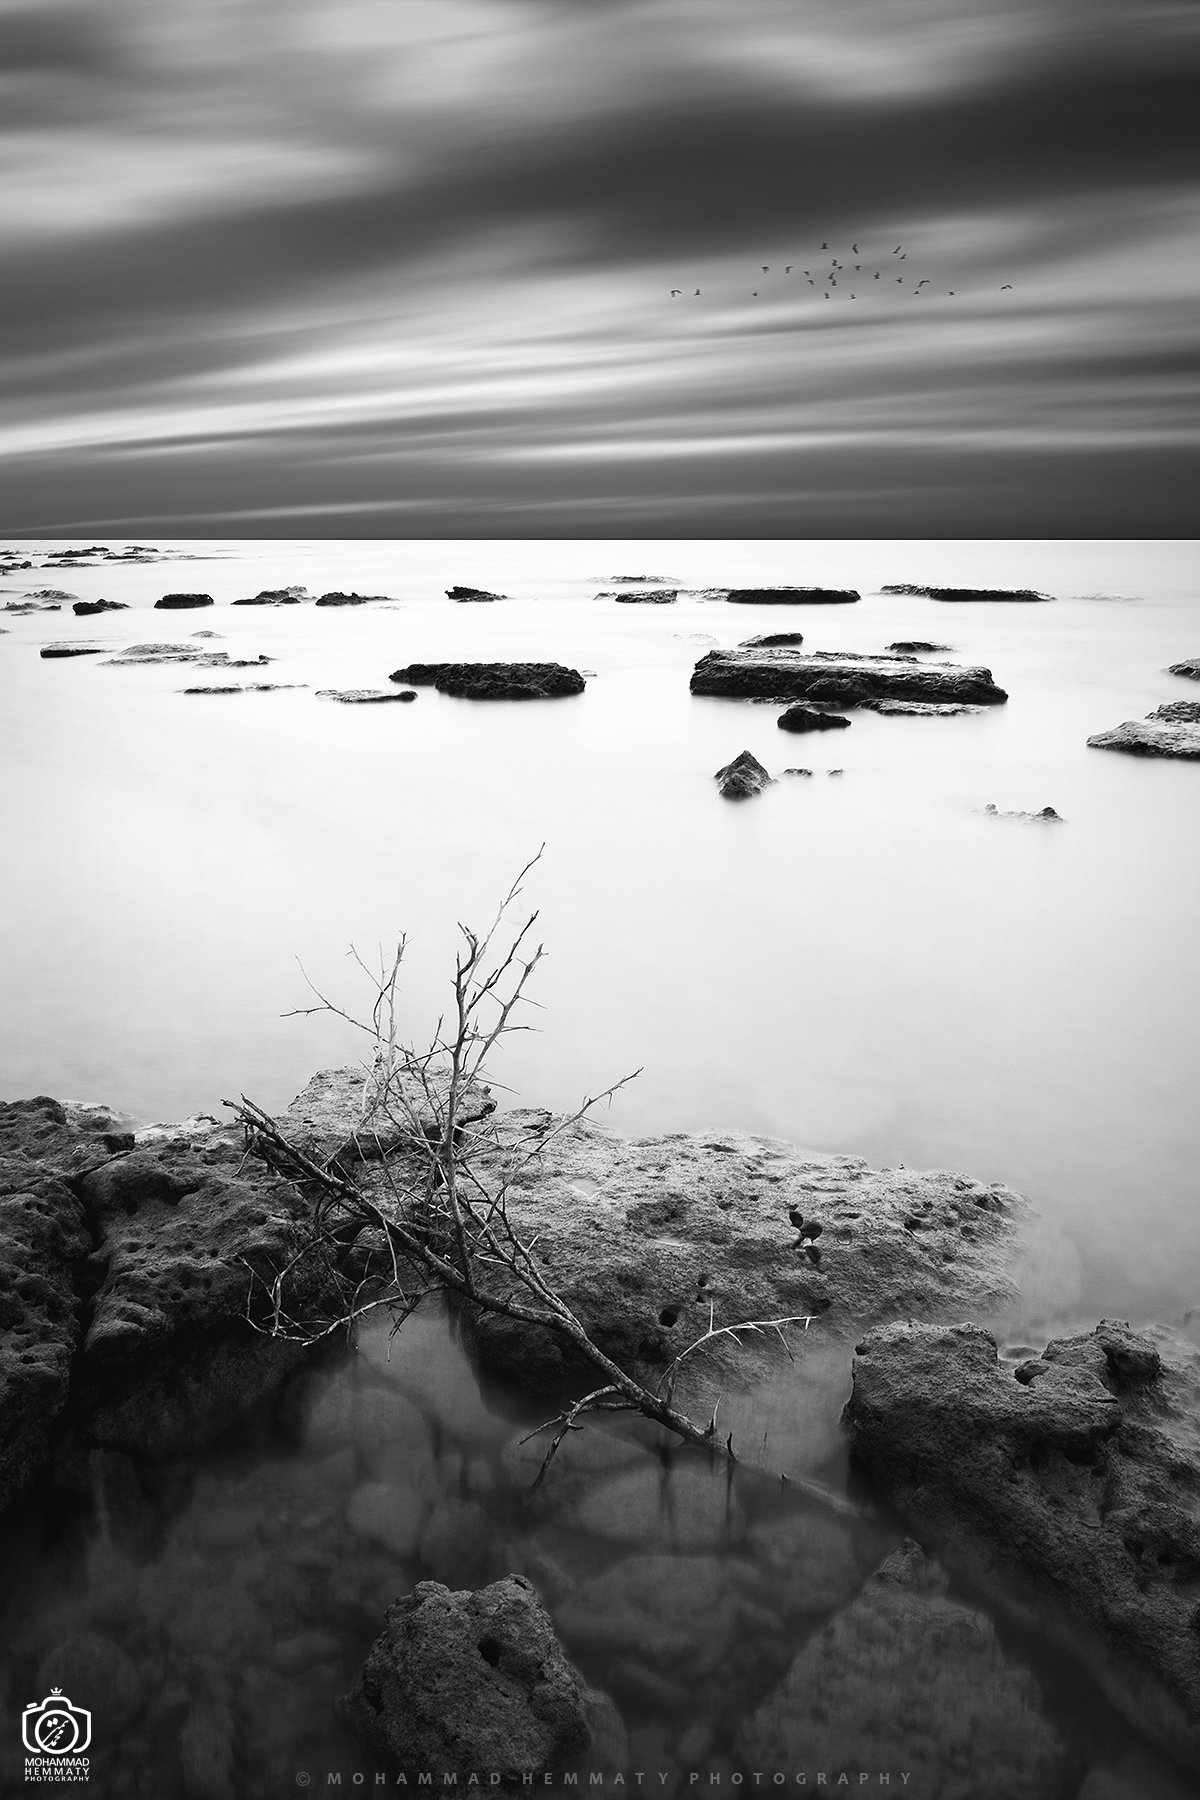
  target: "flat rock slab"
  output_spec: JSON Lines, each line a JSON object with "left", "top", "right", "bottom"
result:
{"left": 983, "top": 804, "right": 1063, "bottom": 821}
{"left": 726, "top": 586, "right": 858, "bottom": 604}
{"left": 388, "top": 662, "right": 585, "bottom": 700}
{"left": 610, "top": 589, "right": 677, "bottom": 603}
{"left": 337, "top": 1575, "right": 603, "bottom": 1781}
{"left": 736, "top": 1541, "right": 1066, "bottom": 1796}
{"left": 104, "top": 645, "right": 270, "bottom": 667}
{"left": 715, "top": 748, "right": 772, "bottom": 796}
{"left": 864, "top": 699, "right": 986, "bottom": 715}
{"left": 315, "top": 689, "right": 416, "bottom": 703}
{"left": 445, "top": 1112, "right": 1029, "bottom": 1403}
{"left": 40, "top": 644, "right": 103, "bottom": 658}
{"left": 1087, "top": 719, "right": 1200, "bottom": 759}
{"left": 691, "top": 648, "right": 1007, "bottom": 706}
{"left": 1167, "top": 659, "right": 1200, "bottom": 680}
{"left": 279, "top": 1065, "right": 495, "bottom": 1169}
{"left": 880, "top": 585, "right": 1052, "bottom": 602}
{"left": 843, "top": 1319, "right": 1200, "bottom": 1772}
{"left": 777, "top": 705, "right": 851, "bottom": 733}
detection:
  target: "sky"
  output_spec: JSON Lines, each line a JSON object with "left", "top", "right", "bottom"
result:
{"left": 1, "top": 0, "right": 1198, "bottom": 536}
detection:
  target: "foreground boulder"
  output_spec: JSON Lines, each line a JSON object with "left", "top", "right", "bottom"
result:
{"left": 432, "top": 1113, "right": 1030, "bottom": 1403}
{"left": 714, "top": 749, "right": 772, "bottom": 796}
{"left": 1087, "top": 715, "right": 1200, "bottom": 759}
{"left": 155, "top": 593, "right": 213, "bottom": 609}
{"left": 881, "top": 584, "right": 1052, "bottom": 602}
{"left": 388, "top": 662, "right": 585, "bottom": 700}
{"left": 843, "top": 1319, "right": 1200, "bottom": 1771}
{"left": 691, "top": 647, "right": 1007, "bottom": 706}
{"left": 736, "top": 1541, "right": 1066, "bottom": 1796}
{"left": 337, "top": 1575, "right": 614, "bottom": 1782}
{"left": 726, "top": 586, "right": 858, "bottom": 605}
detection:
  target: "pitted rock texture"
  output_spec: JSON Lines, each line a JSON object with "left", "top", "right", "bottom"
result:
{"left": 736, "top": 1541, "right": 1066, "bottom": 1797}
{"left": 1166, "top": 659, "right": 1200, "bottom": 680}
{"left": 843, "top": 1319, "right": 1200, "bottom": 1772}
{"left": 690, "top": 648, "right": 1007, "bottom": 707}
{"left": 279, "top": 1066, "right": 495, "bottom": 1170}
{"left": 430, "top": 1112, "right": 1028, "bottom": 1399}
{"left": 388, "top": 662, "right": 585, "bottom": 700}
{"left": 1087, "top": 717, "right": 1200, "bottom": 758}
{"left": 337, "top": 1575, "right": 600, "bottom": 1781}
{"left": 1151, "top": 700, "right": 1200, "bottom": 724}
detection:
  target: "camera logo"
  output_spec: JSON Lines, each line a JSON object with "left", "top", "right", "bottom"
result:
{"left": 22, "top": 1689, "right": 92, "bottom": 1756}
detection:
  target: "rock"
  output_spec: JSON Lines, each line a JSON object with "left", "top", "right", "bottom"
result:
{"left": 182, "top": 684, "right": 306, "bottom": 695}
{"left": 39, "top": 643, "right": 104, "bottom": 658}
{"left": 39, "top": 1631, "right": 144, "bottom": 1731}
{"left": 715, "top": 749, "right": 772, "bottom": 797}
{"left": 781, "top": 766, "right": 813, "bottom": 776}
{"left": 3, "top": 598, "right": 62, "bottom": 613}
{"left": 501, "top": 1418, "right": 651, "bottom": 1515}
{"left": 179, "top": 1701, "right": 236, "bottom": 1800}
{"left": 982, "top": 804, "right": 1064, "bottom": 820}
{"left": 735, "top": 1541, "right": 1066, "bottom": 1796}
{"left": 594, "top": 588, "right": 677, "bottom": 603}
{"left": 739, "top": 631, "right": 806, "bottom": 648}
{"left": 880, "top": 584, "right": 1052, "bottom": 602}
{"left": 843, "top": 1319, "right": 1200, "bottom": 1771}
{"left": 605, "top": 574, "right": 676, "bottom": 583}
{"left": 388, "top": 662, "right": 585, "bottom": 699}
{"left": 0, "top": 1157, "right": 91, "bottom": 1510}
{"left": 691, "top": 648, "right": 1007, "bottom": 706}
{"left": 776, "top": 704, "right": 851, "bottom": 733}
{"left": 446, "top": 586, "right": 507, "bottom": 601}
{"left": 555, "top": 1554, "right": 749, "bottom": 1682}
{"left": 864, "top": 698, "right": 986, "bottom": 715}
{"left": 886, "top": 640, "right": 953, "bottom": 652}
{"left": 232, "top": 587, "right": 306, "bottom": 604}
{"left": 337, "top": 1575, "right": 596, "bottom": 1779}
{"left": 0, "top": 1093, "right": 135, "bottom": 1177}
{"left": 443, "top": 1112, "right": 1029, "bottom": 1408}
{"left": 279, "top": 1065, "right": 495, "bottom": 1169}
{"left": 73, "top": 599, "right": 129, "bottom": 615}
{"left": 155, "top": 593, "right": 214, "bottom": 609}
{"left": 315, "top": 590, "right": 394, "bottom": 605}
{"left": 315, "top": 689, "right": 417, "bottom": 703}
{"left": 1151, "top": 700, "right": 1200, "bottom": 724}
{"left": 1087, "top": 718, "right": 1200, "bottom": 759}
{"left": 104, "top": 644, "right": 269, "bottom": 668}
{"left": 725, "top": 587, "right": 859, "bottom": 604}
{"left": 1167, "top": 658, "right": 1200, "bottom": 679}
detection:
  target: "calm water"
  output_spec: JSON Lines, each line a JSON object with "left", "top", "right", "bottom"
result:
{"left": 2, "top": 538, "right": 1199, "bottom": 1795}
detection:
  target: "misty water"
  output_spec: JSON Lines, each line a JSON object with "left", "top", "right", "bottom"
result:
{"left": 2, "top": 538, "right": 1198, "bottom": 1795}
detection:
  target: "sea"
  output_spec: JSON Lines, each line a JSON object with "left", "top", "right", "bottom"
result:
{"left": 1, "top": 537, "right": 1198, "bottom": 1794}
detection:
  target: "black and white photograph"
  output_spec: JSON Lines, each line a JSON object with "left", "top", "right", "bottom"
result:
{"left": 1, "top": 3, "right": 1199, "bottom": 1797}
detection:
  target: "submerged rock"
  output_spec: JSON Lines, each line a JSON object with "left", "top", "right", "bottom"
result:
{"left": 73, "top": 599, "right": 129, "bottom": 616}
{"left": 982, "top": 803, "right": 1064, "bottom": 821}
{"left": 337, "top": 1575, "right": 600, "bottom": 1781}
{"left": 691, "top": 648, "right": 1007, "bottom": 707}
{"left": 843, "top": 1319, "right": 1200, "bottom": 1772}
{"left": 155, "top": 593, "right": 214, "bottom": 609}
{"left": 388, "top": 662, "right": 585, "bottom": 700}
{"left": 1087, "top": 717, "right": 1200, "bottom": 759}
{"left": 714, "top": 749, "right": 772, "bottom": 797}
{"left": 726, "top": 586, "right": 858, "bottom": 605}
{"left": 182, "top": 683, "right": 306, "bottom": 695}
{"left": 777, "top": 705, "right": 851, "bottom": 733}
{"left": 880, "top": 584, "right": 1052, "bottom": 602}
{"left": 446, "top": 585, "right": 507, "bottom": 601}
{"left": 736, "top": 1541, "right": 1066, "bottom": 1797}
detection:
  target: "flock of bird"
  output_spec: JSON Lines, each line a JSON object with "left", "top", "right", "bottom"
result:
{"left": 669, "top": 241, "right": 1015, "bottom": 304}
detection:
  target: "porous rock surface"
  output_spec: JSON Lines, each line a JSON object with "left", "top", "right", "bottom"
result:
{"left": 388, "top": 662, "right": 585, "bottom": 700}
{"left": 1087, "top": 716, "right": 1200, "bottom": 758}
{"left": 725, "top": 586, "right": 859, "bottom": 605}
{"left": 279, "top": 1066, "right": 495, "bottom": 1169}
{"left": 843, "top": 1318, "right": 1200, "bottom": 1771}
{"left": 735, "top": 1540, "right": 1066, "bottom": 1797}
{"left": 714, "top": 748, "right": 772, "bottom": 796}
{"left": 1151, "top": 700, "right": 1200, "bottom": 724}
{"left": 691, "top": 647, "right": 1007, "bottom": 706}
{"left": 1166, "top": 659, "right": 1200, "bottom": 680}
{"left": 431, "top": 1111, "right": 1029, "bottom": 1400}
{"left": 337, "top": 1574, "right": 608, "bottom": 1781}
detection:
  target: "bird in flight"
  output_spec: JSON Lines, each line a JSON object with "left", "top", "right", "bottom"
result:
{"left": 1000, "top": 284, "right": 1013, "bottom": 290}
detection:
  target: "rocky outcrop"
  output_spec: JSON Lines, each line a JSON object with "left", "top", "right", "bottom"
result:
{"left": 777, "top": 705, "right": 851, "bottom": 733}
{"left": 735, "top": 1541, "right": 1066, "bottom": 1797}
{"left": 887, "top": 640, "right": 952, "bottom": 652}
{"left": 425, "top": 1112, "right": 1030, "bottom": 1403}
{"left": 714, "top": 749, "right": 772, "bottom": 796}
{"left": 182, "top": 683, "right": 306, "bottom": 695}
{"left": 1087, "top": 716, "right": 1200, "bottom": 759}
{"left": 1166, "top": 659, "right": 1200, "bottom": 680}
{"left": 104, "top": 645, "right": 271, "bottom": 668}
{"left": 726, "top": 586, "right": 858, "bottom": 605}
{"left": 337, "top": 1575, "right": 611, "bottom": 1782}
{"left": 447, "top": 586, "right": 506, "bottom": 602}
{"left": 843, "top": 1319, "right": 1200, "bottom": 1771}
{"left": 315, "top": 590, "right": 395, "bottom": 605}
{"left": 388, "top": 662, "right": 586, "bottom": 700}
{"left": 982, "top": 803, "right": 1063, "bottom": 821}
{"left": 315, "top": 689, "right": 416, "bottom": 703}
{"left": 73, "top": 599, "right": 129, "bottom": 616}
{"left": 155, "top": 594, "right": 214, "bottom": 609}
{"left": 691, "top": 648, "right": 1007, "bottom": 706}
{"left": 594, "top": 588, "right": 677, "bottom": 603}
{"left": 279, "top": 1066, "right": 494, "bottom": 1169}
{"left": 1152, "top": 700, "right": 1200, "bottom": 724}
{"left": 232, "top": 587, "right": 306, "bottom": 604}
{"left": 739, "top": 632, "right": 805, "bottom": 648}
{"left": 863, "top": 699, "right": 985, "bottom": 715}
{"left": 39, "top": 644, "right": 104, "bottom": 658}
{"left": 881, "top": 584, "right": 1052, "bottom": 602}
